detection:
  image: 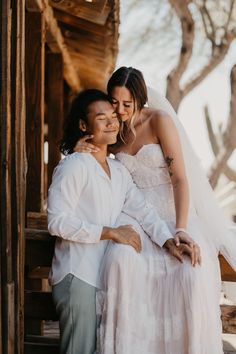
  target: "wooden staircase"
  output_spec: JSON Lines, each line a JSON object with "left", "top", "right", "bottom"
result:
{"left": 24, "top": 212, "right": 236, "bottom": 353}
{"left": 24, "top": 213, "right": 59, "bottom": 353}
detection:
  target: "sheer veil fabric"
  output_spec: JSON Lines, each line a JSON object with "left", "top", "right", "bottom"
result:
{"left": 147, "top": 87, "right": 236, "bottom": 270}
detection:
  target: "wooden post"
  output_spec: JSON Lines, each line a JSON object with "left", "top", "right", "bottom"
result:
{"left": 46, "top": 52, "right": 64, "bottom": 188}
{"left": 13, "top": 1, "right": 27, "bottom": 352}
{"left": 0, "top": 3, "right": 13, "bottom": 353}
{"left": 25, "top": 11, "right": 45, "bottom": 212}
{"left": 0, "top": 1, "right": 26, "bottom": 353}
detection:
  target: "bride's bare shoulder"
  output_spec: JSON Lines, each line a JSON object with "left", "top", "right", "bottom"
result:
{"left": 145, "top": 107, "right": 171, "bottom": 126}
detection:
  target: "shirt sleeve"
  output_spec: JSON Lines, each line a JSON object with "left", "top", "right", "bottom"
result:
{"left": 121, "top": 167, "right": 173, "bottom": 247}
{"left": 47, "top": 159, "right": 103, "bottom": 243}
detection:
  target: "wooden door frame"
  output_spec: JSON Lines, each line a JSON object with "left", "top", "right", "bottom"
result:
{"left": 0, "top": 1, "right": 26, "bottom": 353}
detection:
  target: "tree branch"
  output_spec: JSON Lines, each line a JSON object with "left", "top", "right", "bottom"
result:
{"left": 209, "top": 147, "right": 234, "bottom": 188}
{"left": 223, "top": 64, "right": 236, "bottom": 147}
{"left": 224, "top": 0, "right": 235, "bottom": 36}
{"left": 166, "top": 0, "right": 195, "bottom": 110}
{"left": 200, "top": 1, "right": 216, "bottom": 43}
{"left": 204, "top": 105, "right": 219, "bottom": 155}
{"left": 205, "top": 105, "right": 236, "bottom": 183}
{"left": 183, "top": 41, "right": 232, "bottom": 96}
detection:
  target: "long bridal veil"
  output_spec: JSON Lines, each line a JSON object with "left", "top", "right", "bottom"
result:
{"left": 147, "top": 87, "right": 236, "bottom": 270}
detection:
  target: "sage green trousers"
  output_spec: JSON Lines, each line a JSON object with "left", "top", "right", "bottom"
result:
{"left": 52, "top": 274, "right": 97, "bottom": 354}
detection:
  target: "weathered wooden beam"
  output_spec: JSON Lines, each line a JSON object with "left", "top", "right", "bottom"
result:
{"left": 14, "top": 1, "right": 27, "bottom": 352}
{"left": 27, "top": 212, "right": 47, "bottom": 230}
{"left": 54, "top": 9, "right": 108, "bottom": 36}
{"left": 0, "top": 1, "right": 26, "bottom": 353}
{"left": 25, "top": 228, "right": 52, "bottom": 241}
{"left": 49, "top": 0, "right": 109, "bottom": 25}
{"left": 46, "top": 52, "right": 64, "bottom": 187}
{"left": 26, "top": 0, "right": 80, "bottom": 92}
{"left": 25, "top": 11, "right": 45, "bottom": 212}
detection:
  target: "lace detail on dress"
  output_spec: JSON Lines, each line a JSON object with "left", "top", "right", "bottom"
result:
{"left": 116, "top": 144, "right": 171, "bottom": 189}
{"left": 116, "top": 144, "right": 175, "bottom": 221}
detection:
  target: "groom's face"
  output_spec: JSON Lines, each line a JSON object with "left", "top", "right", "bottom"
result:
{"left": 85, "top": 100, "right": 119, "bottom": 145}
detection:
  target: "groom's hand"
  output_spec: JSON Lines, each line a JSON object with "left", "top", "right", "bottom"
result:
{"left": 102, "top": 225, "right": 142, "bottom": 253}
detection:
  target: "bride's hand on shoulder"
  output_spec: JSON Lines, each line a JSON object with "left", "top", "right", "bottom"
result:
{"left": 74, "top": 135, "right": 100, "bottom": 153}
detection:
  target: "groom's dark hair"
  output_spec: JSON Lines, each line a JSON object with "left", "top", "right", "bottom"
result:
{"left": 60, "top": 89, "right": 112, "bottom": 155}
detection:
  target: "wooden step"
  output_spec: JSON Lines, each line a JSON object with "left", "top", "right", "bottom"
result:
{"left": 24, "top": 335, "right": 59, "bottom": 354}
{"left": 25, "top": 291, "right": 58, "bottom": 321}
{"left": 25, "top": 228, "right": 55, "bottom": 269}
{"left": 27, "top": 212, "right": 47, "bottom": 230}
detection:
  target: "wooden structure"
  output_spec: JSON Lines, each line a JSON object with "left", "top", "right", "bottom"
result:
{"left": 0, "top": 1, "right": 236, "bottom": 354}
{"left": 0, "top": 1, "right": 119, "bottom": 353}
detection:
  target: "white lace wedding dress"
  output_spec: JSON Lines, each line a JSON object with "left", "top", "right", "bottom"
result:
{"left": 97, "top": 144, "right": 223, "bottom": 354}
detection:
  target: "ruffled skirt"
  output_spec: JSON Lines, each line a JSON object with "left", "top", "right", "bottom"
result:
{"left": 96, "top": 212, "right": 223, "bottom": 354}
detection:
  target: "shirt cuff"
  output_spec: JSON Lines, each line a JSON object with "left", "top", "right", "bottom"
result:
{"left": 151, "top": 230, "right": 173, "bottom": 248}
{"left": 74, "top": 224, "right": 103, "bottom": 243}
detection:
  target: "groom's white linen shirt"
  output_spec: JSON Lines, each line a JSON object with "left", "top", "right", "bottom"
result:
{"left": 47, "top": 152, "right": 172, "bottom": 287}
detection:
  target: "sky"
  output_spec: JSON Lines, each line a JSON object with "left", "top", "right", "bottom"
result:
{"left": 117, "top": 0, "right": 236, "bottom": 171}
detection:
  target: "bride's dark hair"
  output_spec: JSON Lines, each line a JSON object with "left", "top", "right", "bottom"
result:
{"left": 107, "top": 67, "right": 147, "bottom": 111}
{"left": 60, "top": 89, "right": 111, "bottom": 155}
{"left": 107, "top": 67, "right": 147, "bottom": 143}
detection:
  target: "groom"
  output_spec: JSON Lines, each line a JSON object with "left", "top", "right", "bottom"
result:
{"left": 47, "top": 89, "right": 196, "bottom": 354}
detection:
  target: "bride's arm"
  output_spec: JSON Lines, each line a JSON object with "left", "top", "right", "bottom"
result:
{"left": 150, "top": 111, "right": 201, "bottom": 259}
{"left": 151, "top": 111, "right": 201, "bottom": 264}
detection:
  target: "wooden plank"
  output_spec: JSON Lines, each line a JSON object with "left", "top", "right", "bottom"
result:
{"left": 24, "top": 341, "right": 59, "bottom": 354}
{"left": 25, "top": 229, "right": 55, "bottom": 268}
{"left": 50, "top": 0, "right": 108, "bottom": 13}
{"left": 221, "top": 304, "right": 236, "bottom": 334}
{"left": 50, "top": 0, "right": 110, "bottom": 25}
{"left": 0, "top": 2, "right": 14, "bottom": 353}
{"left": 25, "top": 335, "right": 59, "bottom": 345}
{"left": 25, "top": 291, "right": 58, "bottom": 321}
{"left": 25, "top": 334, "right": 59, "bottom": 354}
{"left": 25, "top": 11, "right": 45, "bottom": 212}
{"left": 27, "top": 212, "right": 47, "bottom": 230}
{"left": 1, "top": 1, "right": 26, "bottom": 353}
{"left": 25, "top": 228, "right": 54, "bottom": 241}
{"left": 26, "top": 0, "right": 81, "bottom": 92}
{"left": 14, "top": 1, "right": 27, "bottom": 352}
{"left": 220, "top": 255, "right": 236, "bottom": 282}
{"left": 28, "top": 267, "right": 50, "bottom": 279}
{"left": 7, "top": 283, "right": 15, "bottom": 354}
{"left": 46, "top": 52, "right": 64, "bottom": 187}
{"left": 54, "top": 8, "right": 108, "bottom": 35}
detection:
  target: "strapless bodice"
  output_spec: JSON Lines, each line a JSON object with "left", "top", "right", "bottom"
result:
{"left": 116, "top": 144, "right": 171, "bottom": 189}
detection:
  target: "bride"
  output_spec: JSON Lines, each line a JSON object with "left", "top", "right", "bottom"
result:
{"left": 75, "top": 66, "right": 236, "bottom": 354}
